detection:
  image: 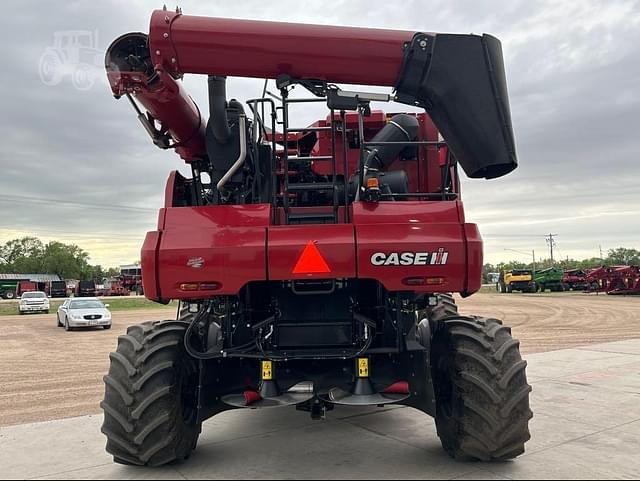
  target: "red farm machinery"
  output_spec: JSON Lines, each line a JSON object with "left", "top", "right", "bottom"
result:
{"left": 585, "top": 265, "right": 640, "bottom": 295}
{"left": 100, "top": 9, "right": 532, "bottom": 467}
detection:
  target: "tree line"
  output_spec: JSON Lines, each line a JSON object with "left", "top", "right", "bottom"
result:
{"left": 2, "top": 236, "right": 637, "bottom": 284}
{"left": 0, "top": 237, "right": 121, "bottom": 281}
{"left": 483, "top": 247, "right": 640, "bottom": 282}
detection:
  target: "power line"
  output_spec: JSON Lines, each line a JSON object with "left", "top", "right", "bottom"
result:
{"left": 0, "top": 194, "right": 157, "bottom": 213}
{"left": 0, "top": 226, "right": 147, "bottom": 241}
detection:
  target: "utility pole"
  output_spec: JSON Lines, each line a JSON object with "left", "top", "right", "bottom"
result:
{"left": 545, "top": 234, "right": 557, "bottom": 264}
{"left": 599, "top": 245, "right": 604, "bottom": 262}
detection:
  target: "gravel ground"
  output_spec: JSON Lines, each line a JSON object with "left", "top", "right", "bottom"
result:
{"left": 0, "top": 293, "right": 638, "bottom": 427}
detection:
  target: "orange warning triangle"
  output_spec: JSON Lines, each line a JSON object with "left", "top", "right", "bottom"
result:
{"left": 292, "top": 241, "right": 331, "bottom": 274}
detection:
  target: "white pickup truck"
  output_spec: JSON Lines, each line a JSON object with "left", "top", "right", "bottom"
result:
{"left": 19, "top": 291, "right": 50, "bottom": 314}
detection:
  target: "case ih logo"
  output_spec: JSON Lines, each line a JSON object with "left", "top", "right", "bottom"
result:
{"left": 371, "top": 248, "right": 449, "bottom": 266}
{"left": 187, "top": 257, "right": 205, "bottom": 269}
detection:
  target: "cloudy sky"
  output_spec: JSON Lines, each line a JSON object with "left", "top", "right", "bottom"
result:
{"left": 1, "top": 0, "right": 639, "bottom": 267}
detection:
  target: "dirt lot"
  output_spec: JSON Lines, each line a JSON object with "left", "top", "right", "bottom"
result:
{"left": 0, "top": 293, "right": 639, "bottom": 427}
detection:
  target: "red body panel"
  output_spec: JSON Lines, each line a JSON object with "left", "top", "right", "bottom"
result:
{"left": 153, "top": 206, "right": 270, "bottom": 299}
{"left": 141, "top": 232, "right": 161, "bottom": 300}
{"left": 143, "top": 202, "right": 484, "bottom": 300}
{"left": 352, "top": 202, "right": 479, "bottom": 293}
{"left": 356, "top": 223, "right": 467, "bottom": 292}
{"left": 268, "top": 225, "right": 357, "bottom": 281}
{"left": 464, "top": 224, "right": 484, "bottom": 294}
{"left": 150, "top": 10, "right": 413, "bottom": 86}
{"left": 352, "top": 201, "right": 463, "bottom": 225}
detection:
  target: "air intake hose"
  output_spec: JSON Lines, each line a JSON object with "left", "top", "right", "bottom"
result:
{"left": 364, "top": 114, "right": 419, "bottom": 169}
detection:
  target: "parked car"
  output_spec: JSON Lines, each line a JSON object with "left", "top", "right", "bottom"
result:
{"left": 19, "top": 291, "right": 50, "bottom": 314}
{"left": 57, "top": 297, "right": 112, "bottom": 331}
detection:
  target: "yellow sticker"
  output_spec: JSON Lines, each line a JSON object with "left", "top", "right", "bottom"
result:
{"left": 358, "top": 358, "right": 369, "bottom": 378}
{"left": 262, "top": 361, "right": 273, "bottom": 381}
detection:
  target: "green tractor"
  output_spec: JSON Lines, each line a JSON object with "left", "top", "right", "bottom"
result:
{"left": 533, "top": 267, "right": 567, "bottom": 292}
{"left": 0, "top": 279, "right": 20, "bottom": 299}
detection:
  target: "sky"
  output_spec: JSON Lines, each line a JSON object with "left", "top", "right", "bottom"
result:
{"left": 0, "top": 0, "right": 639, "bottom": 267}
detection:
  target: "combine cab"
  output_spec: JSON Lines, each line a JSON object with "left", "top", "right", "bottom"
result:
{"left": 99, "top": 10, "right": 532, "bottom": 467}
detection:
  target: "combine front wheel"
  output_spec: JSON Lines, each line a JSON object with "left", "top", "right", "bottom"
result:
{"left": 431, "top": 316, "right": 532, "bottom": 461}
{"left": 101, "top": 320, "right": 201, "bottom": 467}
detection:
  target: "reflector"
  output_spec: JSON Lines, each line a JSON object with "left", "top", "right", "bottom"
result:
{"left": 292, "top": 241, "right": 331, "bottom": 275}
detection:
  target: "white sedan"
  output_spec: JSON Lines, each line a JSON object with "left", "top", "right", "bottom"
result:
{"left": 57, "top": 298, "right": 112, "bottom": 331}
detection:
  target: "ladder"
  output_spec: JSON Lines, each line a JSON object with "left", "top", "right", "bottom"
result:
{"left": 280, "top": 89, "right": 342, "bottom": 225}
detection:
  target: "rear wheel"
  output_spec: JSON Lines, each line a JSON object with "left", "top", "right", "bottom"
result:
{"left": 101, "top": 319, "right": 201, "bottom": 467}
{"left": 431, "top": 315, "right": 532, "bottom": 461}
{"left": 426, "top": 293, "right": 458, "bottom": 322}
{"left": 5, "top": 291, "right": 15, "bottom": 300}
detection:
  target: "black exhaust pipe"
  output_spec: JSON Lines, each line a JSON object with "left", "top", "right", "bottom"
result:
{"left": 208, "top": 75, "right": 231, "bottom": 144}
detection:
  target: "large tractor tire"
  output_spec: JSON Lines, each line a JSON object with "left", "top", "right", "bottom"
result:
{"left": 431, "top": 315, "right": 532, "bottom": 461}
{"left": 427, "top": 293, "right": 459, "bottom": 322}
{"left": 101, "top": 319, "right": 201, "bottom": 467}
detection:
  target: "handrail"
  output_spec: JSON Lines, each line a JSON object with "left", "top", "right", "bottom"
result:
{"left": 216, "top": 115, "right": 247, "bottom": 192}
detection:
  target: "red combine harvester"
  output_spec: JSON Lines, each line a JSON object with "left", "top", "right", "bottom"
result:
{"left": 101, "top": 278, "right": 130, "bottom": 297}
{"left": 607, "top": 266, "right": 640, "bottom": 295}
{"left": 119, "top": 264, "right": 143, "bottom": 295}
{"left": 586, "top": 266, "right": 640, "bottom": 295}
{"left": 100, "top": 10, "right": 532, "bottom": 467}
{"left": 563, "top": 269, "right": 590, "bottom": 291}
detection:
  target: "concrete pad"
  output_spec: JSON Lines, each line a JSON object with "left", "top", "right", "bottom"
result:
{"left": 529, "top": 379, "right": 640, "bottom": 428}
{"left": 558, "top": 360, "right": 640, "bottom": 394}
{"left": 0, "top": 415, "right": 109, "bottom": 480}
{"left": 177, "top": 420, "right": 476, "bottom": 480}
{"left": 483, "top": 428, "right": 640, "bottom": 480}
{"left": 524, "top": 349, "right": 638, "bottom": 380}
{"left": 1, "top": 340, "right": 640, "bottom": 480}
{"left": 577, "top": 339, "right": 640, "bottom": 356}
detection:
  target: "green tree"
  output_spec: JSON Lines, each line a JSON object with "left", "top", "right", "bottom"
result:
{"left": 607, "top": 248, "right": 640, "bottom": 266}
{"left": 105, "top": 267, "right": 121, "bottom": 278}
{"left": 0, "top": 237, "right": 45, "bottom": 273}
{"left": 41, "top": 241, "right": 91, "bottom": 280}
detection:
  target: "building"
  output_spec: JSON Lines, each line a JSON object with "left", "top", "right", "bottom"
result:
{"left": 0, "top": 273, "right": 61, "bottom": 282}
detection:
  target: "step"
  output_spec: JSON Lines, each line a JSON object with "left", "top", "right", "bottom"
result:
{"left": 288, "top": 183, "right": 336, "bottom": 192}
